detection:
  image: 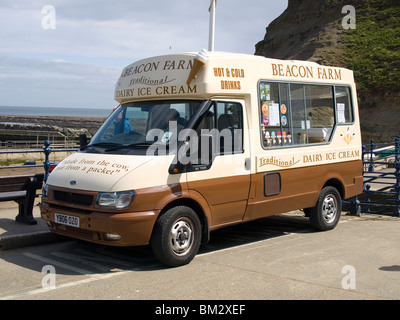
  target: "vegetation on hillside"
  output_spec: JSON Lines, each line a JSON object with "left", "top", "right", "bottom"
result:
{"left": 341, "top": 0, "right": 400, "bottom": 94}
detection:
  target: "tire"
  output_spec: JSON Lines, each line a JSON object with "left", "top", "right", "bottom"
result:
{"left": 151, "top": 206, "right": 202, "bottom": 267}
{"left": 308, "top": 186, "right": 342, "bottom": 231}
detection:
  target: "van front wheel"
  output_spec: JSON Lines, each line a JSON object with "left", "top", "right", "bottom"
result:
{"left": 151, "top": 206, "right": 201, "bottom": 267}
{"left": 309, "top": 186, "right": 342, "bottom": 231}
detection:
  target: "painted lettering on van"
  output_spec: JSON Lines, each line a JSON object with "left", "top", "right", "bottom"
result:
{"left": 55, "top": 158, "right": 130, "bottom": 176}
{"left": 121, "top": 59, "right": 193, "bottom": 78}
{"left": 122, "top": 62, "right": 160, "bottom": 77}
{"left": 272, "top": 64, "right": 313, "bottom": 78}
{"left": 257, "top": 148, "right": 361, "bottom": 172}
{"left": 163, "top": 59, "right": 193, "bottom": 71}
{"left": 115, "top": 85, "right": 197, "bottom": 98}
{"left": 271, "top": 63, "right": 342, "bottom": 80}
{"left": 213, "top": 66, "right": 245, "bottom": 90}
{"left": 155, "top": 85, "right": 197, "bottom": 95}
{"left": 259, "top": 156, "right": 300, "bottom": 168}
{"left": 317, "top": 67, "right": 342, "bottom": 81}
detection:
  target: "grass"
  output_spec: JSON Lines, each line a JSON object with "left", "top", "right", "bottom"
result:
{"left": 341, "top": 0, "right": 400, "bottom": 94}
{"left": 0, "top": 159, "right": 25, "bottom": 166}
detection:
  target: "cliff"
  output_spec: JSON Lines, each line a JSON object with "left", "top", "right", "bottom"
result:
{"left": 255, "top": 0, "right": 400, "bottom": 143}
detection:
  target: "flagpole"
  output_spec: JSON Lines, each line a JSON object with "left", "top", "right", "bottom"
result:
{"left": 208, "top": 0, "right": 217, "bottom": 51}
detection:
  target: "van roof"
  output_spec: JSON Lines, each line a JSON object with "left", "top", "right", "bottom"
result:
{"left": 114, "top": 50, "right": 354, "bottom": 103}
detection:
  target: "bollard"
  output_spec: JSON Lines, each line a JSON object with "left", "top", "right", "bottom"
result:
{"left": 43, "top": 140, "right": 52, "bottom": 182}
{"left": 362, "top": 145, "right": 366, "bottom": 174}
{"left": 349, "top": 196, "right": 361, "bottom": 216}
{"left": 364, "top": 184, "right": 371, "bottom": 213}
{"left": 395, "top": 136, "right": 400, "bottom": 216}
{"left": 368, "top": 139, "right": 374, "bottom": 172}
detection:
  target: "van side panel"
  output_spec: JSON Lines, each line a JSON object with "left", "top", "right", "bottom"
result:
{"left": 188, "top": 174, "right": 250, "bottom": 227}
{"left": 244, "top": 160, "right": 363, "bottom": 221}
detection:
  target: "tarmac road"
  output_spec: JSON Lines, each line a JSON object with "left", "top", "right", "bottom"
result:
{"left": 0, "top": 208, "right": 399, "bottom": 301}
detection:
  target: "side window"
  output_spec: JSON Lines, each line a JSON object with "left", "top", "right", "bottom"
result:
{"left": 216, "top": 102, "right": 243, "bottom": 154}
{"left": 290, "top": 84, "right": 305, "bottom": 145}
{"left": 196, "top": 101, "right": 243, "bottom": 155}
{"left": 335, "top": 86, "right": 353, "bottom": 123}
{"left": 305, "top": 85, "right": 335, "bottom": 144}
{"left": 259, "top": 82, "right": 336, "bottom": 148}
{"left": 260, "top": 82, "right": 297, "bottom": 147}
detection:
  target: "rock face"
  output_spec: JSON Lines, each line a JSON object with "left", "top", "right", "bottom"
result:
{"left": 255, "top": 0, "right": 345, "bottom": 64}
{"left": 255, "top": 0, "right": 400, "bottom": 144}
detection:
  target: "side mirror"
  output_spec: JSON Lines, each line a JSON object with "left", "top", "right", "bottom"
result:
{"left": 79, "top": 133, "right": 88, "bottom": 149}
{"left": 168, "top": 134, "right": 214, "bottom": 174}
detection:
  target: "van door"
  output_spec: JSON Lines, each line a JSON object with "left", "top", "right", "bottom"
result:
{"left": 186, "top": 100, "right": 251, "bottom": 227}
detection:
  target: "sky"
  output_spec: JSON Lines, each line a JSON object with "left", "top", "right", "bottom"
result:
{"left": 0, "top": 0, "right": 288, "bottom": 110}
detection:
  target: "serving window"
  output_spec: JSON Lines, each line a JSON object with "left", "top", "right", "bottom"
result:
{"left": 259, "top": 81, "right": 353, "bottom": 148}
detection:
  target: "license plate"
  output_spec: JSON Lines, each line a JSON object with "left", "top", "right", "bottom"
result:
{"left": 55, "top": 213, "right": 80, "bottom": 228}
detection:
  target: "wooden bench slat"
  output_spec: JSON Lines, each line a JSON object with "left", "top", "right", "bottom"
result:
{"left": 0, "top": 174, "right": 44, "bottom": 191}
{"left": 0, "top": 191, "right": 27, "bottom": 201}
{"left": 0, "top": 173, "right": 44, "bottom": 225}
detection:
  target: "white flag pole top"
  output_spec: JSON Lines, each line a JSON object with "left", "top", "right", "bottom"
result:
{"left": 208, "top": 0, "right": 217, "bottom": 51}
{"left": 186, "top": 1, "right": 215, "bottom": 85}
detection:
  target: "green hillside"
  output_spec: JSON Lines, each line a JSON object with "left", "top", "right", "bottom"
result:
{"left": 341, "top": 0, "right": 400, "bottom": 94}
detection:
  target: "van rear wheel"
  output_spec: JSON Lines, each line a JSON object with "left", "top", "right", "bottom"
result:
{"left": 151, "top": 206, "right": 201, "bottom": 267}
{"left": 308, "top": 186, "right": 342, "bottom": 231}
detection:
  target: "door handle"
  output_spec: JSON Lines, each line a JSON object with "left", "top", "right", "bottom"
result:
{"left": 244, "top": 158, "right": 251, "bottom": 170}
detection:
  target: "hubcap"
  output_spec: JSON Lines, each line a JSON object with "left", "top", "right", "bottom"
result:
{"left": 169, "top": 218, "right": 194, "bottom": 256}
{"left": 322, "top": 194, "right": 337, "bottom": 223}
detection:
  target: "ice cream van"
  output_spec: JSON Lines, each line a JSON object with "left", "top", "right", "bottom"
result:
{"left": 40, "top": 50, "right": 363, "bottom": 266}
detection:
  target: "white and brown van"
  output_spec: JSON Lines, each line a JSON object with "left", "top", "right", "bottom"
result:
{"left": 40, "top": 50, "right": 363, "bottom": 266}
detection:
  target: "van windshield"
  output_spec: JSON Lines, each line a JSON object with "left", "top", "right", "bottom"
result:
{"left": 85, "top": 100, "right": 204, "bottom": 153}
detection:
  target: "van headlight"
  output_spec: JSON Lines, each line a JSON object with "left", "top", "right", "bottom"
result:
{"left": 42, "top": 184, "right": 49, "bottom": 200}
{"left": 95, "top": 190, "right": 136, "bottom": 209}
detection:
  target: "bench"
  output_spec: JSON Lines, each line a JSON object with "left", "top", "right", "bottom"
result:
{"left": 0, "top": 173, "right": 44, "bottom": 225}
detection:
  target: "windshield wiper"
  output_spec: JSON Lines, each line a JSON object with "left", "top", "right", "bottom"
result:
{"left": 127, "top": 142, "right": 154, "bottom": 147}
{"left": 102, "top": 142, "right": 154, "bottom": 152}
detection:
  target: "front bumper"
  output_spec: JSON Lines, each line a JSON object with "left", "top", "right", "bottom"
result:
{"left": 40, "top": 202, "right": 159, "bottom": 246}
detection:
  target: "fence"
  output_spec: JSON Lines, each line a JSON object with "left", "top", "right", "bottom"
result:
{"left": 0, "top": 140, "right": 78, "bottom": 181}
{"left": 0, "top": 127, "right": 79, "bottom": 149}
{"left": 346, "top": 136, "right": 400, "bottom": 217}
{"left": 1, "top": 138, "right": 399, "bottom": 217}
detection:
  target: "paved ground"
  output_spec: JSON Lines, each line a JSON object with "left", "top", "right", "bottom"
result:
{"left": 0, "top": 199, "right": 66, "bottom": 250}
{"left": 0, "top": 200, "right": 399, "bottom": 300}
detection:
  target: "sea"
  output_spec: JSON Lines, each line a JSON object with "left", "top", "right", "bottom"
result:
{"left": 0, "top": 106, "right": 112, "bottom": 118}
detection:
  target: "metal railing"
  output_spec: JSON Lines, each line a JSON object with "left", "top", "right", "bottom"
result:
{"left": 0, "top": 140, "right": 78, "bottom": 181}
{"left": 1, "top": 137, "right": 399, "bottom": 216}
{"left": 346, "top": 136, "right": 400, "bottom": 217}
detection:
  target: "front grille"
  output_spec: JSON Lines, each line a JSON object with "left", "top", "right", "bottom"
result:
{"left": 53, "top": 190, "right": 94, "bottom": 206}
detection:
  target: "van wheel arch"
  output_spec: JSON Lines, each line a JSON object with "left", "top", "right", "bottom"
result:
{"left": 308, "top": 186, "right": 342, "bottom": 231}
{"left": 150, "top": 205, "right": 201, "bottom": 266}
{"left": 322, "top": 178, "right": 344, "bottom": 199}
{"left": 304, "top": 178, "right": 344, "bottom": 217}
{"left": 156, "top": 198, "right": 210, "bottom": 244}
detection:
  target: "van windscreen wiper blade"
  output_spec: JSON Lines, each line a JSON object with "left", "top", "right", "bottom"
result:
{"left": 102, "top": 142, "right": 153, "bottom": 152}
{"left": 81, "top": 142, "right": 124, "bottom": 151}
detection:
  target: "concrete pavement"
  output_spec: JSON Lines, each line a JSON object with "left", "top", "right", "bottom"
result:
{"left": 0, "top": 199, "right": 66, "bottom": 250}
{"left": 0, "top": 199, "right": 399, "bottom": 300}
